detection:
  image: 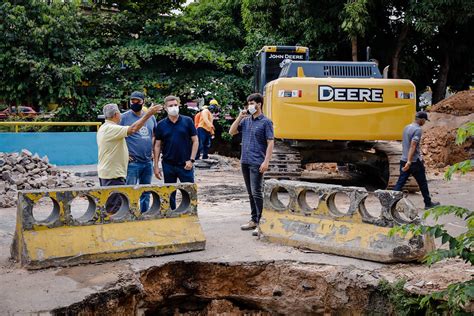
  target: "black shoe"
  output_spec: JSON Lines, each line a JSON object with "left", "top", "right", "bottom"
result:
{"left": 424, "top": 201, "right": 440, "bottom": 210}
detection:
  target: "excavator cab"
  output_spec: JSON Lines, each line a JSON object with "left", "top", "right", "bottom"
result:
{"left": 254, "top": 46, "right": 310, "bottom": 93}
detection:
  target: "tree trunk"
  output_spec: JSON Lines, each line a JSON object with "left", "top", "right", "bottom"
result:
{"left": 391, "top": 23, "right": 409, "bottom": 79}
{"left": 351, "top": 37, "right": 358, "bottom": 61}
{"left": 432, "top": 52, "right": 450, "bottom": 104}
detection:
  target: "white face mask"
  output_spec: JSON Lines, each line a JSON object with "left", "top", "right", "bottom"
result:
{"left": 167, "top": 106, "right": 179, "bottom": 117}
{"left": 248, "top": 104, "right": 257, "bottom": 115}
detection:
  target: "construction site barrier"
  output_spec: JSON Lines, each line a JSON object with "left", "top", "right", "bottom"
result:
{"left": 11, "top": 183, "right": 206, "bottom": 269}
{"left": 261, "top": 180, "right": 434, "bottom": 263}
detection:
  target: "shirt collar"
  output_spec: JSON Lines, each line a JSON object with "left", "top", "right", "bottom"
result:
{"left": 167, "top": 115, "right": 181, "bottom": 124}
{"left": 252, "top": 114, "right": 264, "bottom": 121}
{"left": 105, "top": 119, "right": 118, "bottom": 125}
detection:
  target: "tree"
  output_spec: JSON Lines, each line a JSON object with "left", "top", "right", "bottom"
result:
{"left": 341, "top": 0, "right": 370, "bottom": 61}
{"left": 411, "top": 0, "right": 474, "bottom": 103}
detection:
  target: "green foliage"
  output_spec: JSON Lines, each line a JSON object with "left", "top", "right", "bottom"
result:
{"left": 0, "top": 0, "right": 472, "bottom": 134}
{"left": 378, "top": 279, "right": 426, "bottom": 315}
{"left": 341, "top": 0, "right": 370, "bottom": 39}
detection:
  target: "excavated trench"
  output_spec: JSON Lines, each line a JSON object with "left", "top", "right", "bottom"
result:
{"left": 53, "top": 261, "right": 393, "bottom": 315}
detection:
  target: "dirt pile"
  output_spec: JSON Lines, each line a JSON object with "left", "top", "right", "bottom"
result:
{"left": 422, "top": 91, "right": 474, "bottom": 169}
{"left": 430, "top": 90, "right": 474, "bottom": 116}
{"left": 0, "top": 150, "right": 95, "bottom": 208}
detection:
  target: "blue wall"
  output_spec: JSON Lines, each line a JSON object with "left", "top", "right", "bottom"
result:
{"left": 0, "top": 132, "right": 97, "bottom": 165}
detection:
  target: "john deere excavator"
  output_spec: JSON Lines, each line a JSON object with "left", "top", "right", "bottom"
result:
{"left": 255, "top": 46, "right": 417, "bottom": 190}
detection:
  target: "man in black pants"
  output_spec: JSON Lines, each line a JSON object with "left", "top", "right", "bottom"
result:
{"left": 229, "top": 93, "right": 274, "bottom": 236}
{"left": 394, "top": 111, "right": 440, "bottom": 210}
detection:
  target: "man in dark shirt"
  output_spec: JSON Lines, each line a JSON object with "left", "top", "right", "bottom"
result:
{"left": 154, "top": 95, "right": 198, "bottom": 209}
{"left": 394, "top": 111, "right": 440, "bottom": 210}
{"left": 229, "top": 93, "right": 274, "bottom": 236}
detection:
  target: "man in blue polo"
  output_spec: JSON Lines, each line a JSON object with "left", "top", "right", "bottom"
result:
{"left": 154, "top": 95, "right": 198, "bottom": 209}
{"left": 229, "top": 93, "right": 274, "bottom": 236}
{"left": 394, "top": 111, "right": 440, "bottom": 210}
{"left": 120, "top": 91, "right": 158, "bottom": 212}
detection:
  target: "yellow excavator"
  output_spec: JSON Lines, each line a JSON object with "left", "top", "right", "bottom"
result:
{"left": 256, "top": 46, "right": 417, "bottom": 190}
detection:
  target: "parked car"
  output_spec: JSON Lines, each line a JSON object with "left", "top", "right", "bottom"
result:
{"left": 0, "top": 106, "right": 38, "bottom": 120}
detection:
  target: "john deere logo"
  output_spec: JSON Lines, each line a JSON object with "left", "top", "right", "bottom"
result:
{"left": 318, "top": 85, "right": 383, "bottom": 102}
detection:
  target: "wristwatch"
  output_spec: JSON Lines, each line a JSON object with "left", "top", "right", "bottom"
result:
{"left": 190, "top": 159, "right": 195, "bottom": 163}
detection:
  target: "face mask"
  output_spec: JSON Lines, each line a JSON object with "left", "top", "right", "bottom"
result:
{"left": 167, "top": 106, "right": 179, "bottom": 116}
{"left": 248, "top": 104, "right": 257, "bottom": 115}
{"left": 130, "top": 102, "right": 143, "bottom": 112}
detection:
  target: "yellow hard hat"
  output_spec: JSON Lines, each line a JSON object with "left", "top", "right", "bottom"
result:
{"left": 209, "top": 99, "right": 219, "bottom": 106}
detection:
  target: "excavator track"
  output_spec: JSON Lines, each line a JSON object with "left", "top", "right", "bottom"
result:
{"left": 265, "top": 142, "right": 303, "bottom": 180}
{"left": 265, "top": 140, "right": 419, "bottom": 192}
{"left": 373, "top": 141, "right": 419, "bottom": 192}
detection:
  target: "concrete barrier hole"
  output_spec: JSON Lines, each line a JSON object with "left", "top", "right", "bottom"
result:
{"left": 170, "top": 189, "right": 190, "bottom": 214}
{"left": 327, "top": 192, "right": 351, "bottom": 216}
{"left": 393, "top": 198, "right": 418, "bottom": 224}
{"left": 70, "top": 194, "right": 96, "bottom": 223}
{"left": 32, "top": 196, "right": 59, "bottom": 223}
{"left": 360, "top": 193, "right": 382, "bottom": 219}
{"left": 297, "top": 189, "right": 320, "bottom": 213}
{"left": 270, "top": 187, "right": 290, "bottom": 211}
{"left": 140, "top": 191, "right": 161, "bottom": 214}
{"left": 105, "top": 192, "right": 129, "bottom": 218}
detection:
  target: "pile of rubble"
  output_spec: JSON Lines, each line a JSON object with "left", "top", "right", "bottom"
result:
{"left": 422, "top": 90, "right": 474, "bottom": 170}
{"left": 0, "top": 150, "right": 95, "bottom": 208}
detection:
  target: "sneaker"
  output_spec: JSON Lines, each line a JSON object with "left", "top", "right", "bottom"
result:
{"left": 240, "top": 220, "right": 257, "bottom": 230}
{"left": 252, "top": 226, "right": 261, "bottom": 237}
{"left": 424, "top": 201, "right": 441, "bottom": 210}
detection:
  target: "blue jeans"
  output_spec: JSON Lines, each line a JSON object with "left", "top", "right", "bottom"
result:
{"left": 196, "top": 127, "right": 211, "bottom": 160}
{"left": 394, "top": 160, "right": 432, "bottom": 206}
{"left": 241, "top": 163, "right": 264, "bottom": 224}
{"left": 126, "top": 161, "right": 153, "bottom": 212}
{"left": 162, "top": 161, "right": 194, "bottom": 209}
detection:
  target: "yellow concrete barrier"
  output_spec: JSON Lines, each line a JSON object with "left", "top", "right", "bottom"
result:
{"left": 260, "top": 180, "right": 434, "bottom": 263}
{"left": 11, "top": 184, "right": 205, "bottom": 269}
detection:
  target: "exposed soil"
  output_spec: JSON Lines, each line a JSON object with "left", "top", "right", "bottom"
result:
{"left": 421, "top": 90, "right": 474, "bottom": 170}
{"left": 430, "top": 90, "right": 474, "bottom": 116}
{"left": 52, "top": 260, "right": 473, "bottom": 315}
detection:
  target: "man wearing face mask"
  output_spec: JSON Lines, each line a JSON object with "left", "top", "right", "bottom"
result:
{"left": 98, "top": 102, "right": 161, "bottom": 212}
{"left": 120, "top": 91, "right": 158, "bottom": 212}
{"left": 229, "top": 93, "right": 274, "bottom": 237}
{"left": 154, "top": 95, "right": 199, "bottom": 209}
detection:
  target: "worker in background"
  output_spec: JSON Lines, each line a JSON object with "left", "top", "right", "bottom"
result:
{"left": 195, "top": 99, "right": 217, "bottom": 160}
{"left": 229, "top": 93, "right": 274, "bottom": 237}
{"left": 120, "top": 91, "right": 158, "bottom": 212}
{"left": 153, "top": 95, "right": 199, "bottom": 209}
{"left": 394, "top": 111, "right": 440, "bottom": 210}
{"left": 97, "top": 103, "right": 161, "bottom": 212}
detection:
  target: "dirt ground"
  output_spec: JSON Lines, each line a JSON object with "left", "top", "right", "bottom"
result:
{"left": 0, "top": 162, "right": 472, "bottom": 314}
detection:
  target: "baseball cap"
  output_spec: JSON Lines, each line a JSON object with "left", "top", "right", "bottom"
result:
{"left": 130, "top": 91, "right": 145, "bottom": 101}
{"left": 415, "top": 111, "right": 430, "bottom": 121}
